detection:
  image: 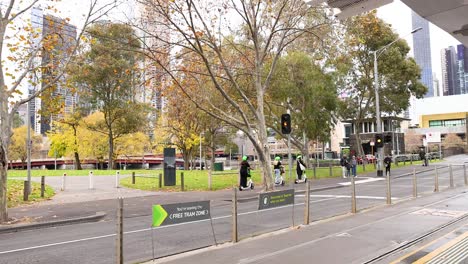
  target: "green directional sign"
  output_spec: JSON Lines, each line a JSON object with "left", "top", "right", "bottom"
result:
{"left": 152, "top": 201, "right": 210, "bottom": 227}
{"left": 152, "top": 205, "right": 168, "bottom": 227}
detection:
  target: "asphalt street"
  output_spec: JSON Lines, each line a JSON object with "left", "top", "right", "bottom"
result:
{"left": 0, "top": 158, "right": 467, "bottom": 264}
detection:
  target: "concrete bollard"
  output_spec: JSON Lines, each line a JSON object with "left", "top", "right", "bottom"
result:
{"left": 158, "top": 173, "right": 162, "bottom": 188}
{"left": 61, "top": 173, "right": 67, "bottom": 191}
{"left": 434, "top": 166, "right": 439, "bottom": 192}
{"left": 412, "top": 169, "right": 417, "bottom": 198}
{"left": 115, "top": 171, "right": 120, "bottom": 188}
{"left": 313, "top": 165, "right": 316, "bottom": 179}
{"left": 41, "top": 176, "right": 45, "bottom": 198}
{"left": 89, "top": 171, "right": 94, "bottom": 189}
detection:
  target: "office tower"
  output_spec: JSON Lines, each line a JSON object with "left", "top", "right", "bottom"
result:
{"left": 441, "top": 46, "right": 458, "bottom": 96}
{"left": 456, "top": 44, "right": 468, "bottom": 94}
{"left": 28, "top": 7, "right": 77, "bottom": 135}
{"left": 412, "top": 12, "right": 433, "bottom": 98}
{"left": 138, "top": 1, "right": 171, "bottom": 139}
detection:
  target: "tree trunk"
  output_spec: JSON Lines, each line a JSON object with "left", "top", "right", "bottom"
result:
{"left": 108, "top": 132, "right": 114, "bottom": 170}
{"left": 73, "top": 127, "right": 82, "bottom": 170}
{"left": 74, "top": 152, "right": 82, "bottom": 170}
{"left": 183, "top": 151, "right": 190, "bottom": 170}
{"left": 354, "top": 121, "right": 365, "bottom": 157}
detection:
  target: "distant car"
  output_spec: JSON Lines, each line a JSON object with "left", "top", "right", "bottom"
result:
{"left": 365, "top": 154, "right": 376, "bottom": 163}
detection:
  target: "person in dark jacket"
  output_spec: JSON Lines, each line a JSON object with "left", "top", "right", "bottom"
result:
{"left": 384, "top": 155, "right": 392, "bottom": 176}
{"left": 296, "top": 155, "right": 306, "bottom": 180}
{"left": 239, "top": 155, "right": 251, "bottom": 188}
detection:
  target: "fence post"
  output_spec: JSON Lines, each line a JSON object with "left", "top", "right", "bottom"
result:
{"left": 115, "top": 171, "right": 120, "bottom": 188}
{"left": 434, "top": 166, "right": 439, "bottom": 192}
{"left": 412, "top": 169, "right": 417, "bottom": 198}
{"left": 232, "top": 187, "right": 238, "bottom": 243}
{"left": 304, "top": 180, "right": 310, "bottom": 224}
{"left": 181, "top": 172, "right": 185, "bottom": 191}
{"left": 116, "top": 197, "right": 123, "bottom": 264}
{"left": 351, "top": 175, "right": 356, "bottom": 213}
{"left": 329, "top": 164, "right": 332, "bottom": 177}
{"left": 449, "top": 164, "right": 454, "bottom": 188}
{"left": 464, "top": 164, "right": 467, "bottom": 186}
{"left": 89, "top": 171, "right": 94, "bottom": 190}
{"left": 61, "top": 173, "right": 67, "bottom": 191}
{"left": 386, "top": 170, "right": 391, "bottom": 205}
{"left": 41, "top": 176, "right": 45, "bottom": 198}
{"left": 23, "top": 181, "right": 29, "bottom": 201}
{"left": 158, "top": 173, "right": 162, "bottom": 188}
{"left": 132, "top": 172, "right": 135, "bottom": 185}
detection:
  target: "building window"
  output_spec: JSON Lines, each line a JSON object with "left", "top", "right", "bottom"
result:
{"left": 344, "top": 125, "right": 352, "bottom": 138}
{"left": 429, "top": 119, "right": 466, "bottom": 127}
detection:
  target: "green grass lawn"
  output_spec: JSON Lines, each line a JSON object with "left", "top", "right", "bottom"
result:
{"left": 7, "top": 179, "right": 55, "bottom": 208}
{"left": 7, "top": 158, "right": 442, "bottom": 192}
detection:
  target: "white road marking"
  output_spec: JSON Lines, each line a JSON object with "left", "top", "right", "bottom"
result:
{"left": 0, "top": 197, "right": 337, "bottom": 255}
{"left": 338, "top": 177, "right": 385, "bottom": 186}
{"left": 296, "top": 194, "right": 398, "bottom": 200}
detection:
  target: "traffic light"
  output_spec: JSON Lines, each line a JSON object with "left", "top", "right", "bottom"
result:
{"left": 375, "top": 133, "right": 384, "bottom": 148}
{"left": 281, "top": 114, "right": 291, "bottom": 134}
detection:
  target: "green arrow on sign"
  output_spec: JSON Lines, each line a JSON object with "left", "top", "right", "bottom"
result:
{"left": 152, "top": 205, "right": 168, "bottom": 227}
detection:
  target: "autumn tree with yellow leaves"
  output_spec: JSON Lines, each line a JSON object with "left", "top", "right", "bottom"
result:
{"left": 0, "top": 0, "right": 118, "bottom": 223}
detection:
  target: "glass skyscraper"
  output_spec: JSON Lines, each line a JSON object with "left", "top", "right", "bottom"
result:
{"left": 412, "top": 12, "right": 434, "bottom": 97}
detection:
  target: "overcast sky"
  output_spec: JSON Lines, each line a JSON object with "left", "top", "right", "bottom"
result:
{"left": 377, "top": 0, "right": 462, "bottom": 85}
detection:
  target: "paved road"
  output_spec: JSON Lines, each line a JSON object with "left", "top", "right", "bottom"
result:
{"left": 1, "top": 157, "right": 467, "bottom": 264}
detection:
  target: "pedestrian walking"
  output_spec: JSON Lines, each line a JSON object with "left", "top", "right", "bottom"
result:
{"left": 273, "top": 156, "right": 283, "bottom": 184}
{"left": 345, "top": 158, "right": 351, "bottom": 178}
{"left": 296, "top": 155, "right": 306, "bottom": 181}
{"left": 384, "top": 155, "right": 392, "bottom": 176}
{"left": 239, "top": 156, "right": 251, "bottom": 188}
{"left": 340, "top": 155, "right": 348, "bottom": 178}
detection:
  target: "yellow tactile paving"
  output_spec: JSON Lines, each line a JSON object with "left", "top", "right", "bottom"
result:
{"left": 414, "top": 232, "right": 468, "bottom": 263}
{"left": 390, "top": 225, "right": 468, "bottom": 264}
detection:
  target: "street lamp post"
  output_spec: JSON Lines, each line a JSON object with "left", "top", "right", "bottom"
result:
{"left": 373, "top": 27, "right": 422, "bottom": 176}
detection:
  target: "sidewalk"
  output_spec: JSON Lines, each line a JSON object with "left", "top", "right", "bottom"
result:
{"left": 152, "top": 186, "right": 468, "bottom": 264}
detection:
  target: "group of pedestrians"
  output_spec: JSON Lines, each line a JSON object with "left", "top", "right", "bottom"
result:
{"left": 238, "top": 155, "right": 308, "bottom": 189}
{"left": 340, "top": 155, "right": 357, "bottom": 178}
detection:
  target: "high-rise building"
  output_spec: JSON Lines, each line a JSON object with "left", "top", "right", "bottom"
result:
{"left": 137, "top": 2, "right": 171, "bottom": 140}
{"left": 412, "top": 12, "right": 433, "bottom": 97}
{"left": 456, "top": 44, "right": 468, "bottom": 94}
{"left": 28, "top": 7, "right": 77, "bottom": 135}
{"left": 441, "top": 46, "right": 458, "bottom": 96}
